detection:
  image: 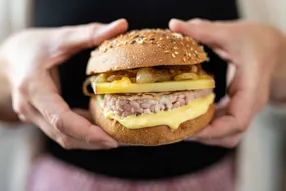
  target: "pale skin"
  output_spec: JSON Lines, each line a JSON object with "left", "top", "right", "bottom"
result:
{"left": 0, "top": 19, "right": 128, "bottom": 149}
{"left": 0, "top": 18, "right": 286, "bottom": 149}
{"left": 170, "top": 18, "right": 286, "bottom": 147}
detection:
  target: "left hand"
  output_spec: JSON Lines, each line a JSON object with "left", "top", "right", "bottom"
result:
{"left": 169, "top": 18, "right": 286, "bottom": 148}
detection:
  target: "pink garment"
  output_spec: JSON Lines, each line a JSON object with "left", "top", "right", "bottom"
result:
{"left": 27, "top": 154, "right": 235, "bottom": 191}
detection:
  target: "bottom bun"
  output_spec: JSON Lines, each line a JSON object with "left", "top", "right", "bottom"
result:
{"left": 90, "top": 97, "right": 214, "bottom": 146}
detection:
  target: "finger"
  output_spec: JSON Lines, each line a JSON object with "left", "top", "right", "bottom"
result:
{"left": 73, "top": 108, "right": 93, "bottom": 123}
{"left": 28, "top": 72, "right": 118, "bottom": 147}
{"left": 49, "top": 68, "right": 61, "bottom": 92}
{"left": 194, "top": 72, "right": 254, "bottom": 139}
{"left": 169, "top": 18, "right": 229, "bottom": 47}
{"left": 197, "top": 134, "right": 242, "bottom": 148}
{"left": 227, "top": 64, "right": 236, "bottom": 86}
{"left": 30, "top": 108, "right": 115, "bottom": 150}
{"left": 11, "top": 89, "right": 33, "bottom": 123}
{"left": 53, "top": 18, "right": 128, "bottom": 52}
{"left": 184, "top": 133, "right": 241, "bottom": 148}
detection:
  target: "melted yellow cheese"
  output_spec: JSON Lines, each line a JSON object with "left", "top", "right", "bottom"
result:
{"left": 92, "top": 76, "right": 215, "bottom": 94}
{"left": 103, "top": 93, "right": 214, "bottom": 130}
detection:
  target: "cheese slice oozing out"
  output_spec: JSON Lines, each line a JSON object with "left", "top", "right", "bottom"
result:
{"left": 100, "top": 93, "right": 214, "bottom": 130}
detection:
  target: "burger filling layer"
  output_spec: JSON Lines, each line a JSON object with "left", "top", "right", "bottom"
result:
{"left": 104, "top": 89, "right": 212, "bottom": 117}
{"left": 90, "top": 65, "right": 215, "bottom": 130}
{"left": 96, "top": 90, "right": 214, "bottom": 130}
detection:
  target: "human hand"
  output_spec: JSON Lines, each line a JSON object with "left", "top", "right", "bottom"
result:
{"left": 0, "top": 19, "right": 128, "bottom": 150}
{"left": 169, "top": 18, "right": 286, "bottom": 148}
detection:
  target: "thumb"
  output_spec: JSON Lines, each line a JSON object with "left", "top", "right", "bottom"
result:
{"left": 53, "top": 18, "right": 128, "bottom": 51}
{"left": 169, "top": 18, "right": 228, "bottom": 47}
{"left": 73, "top": 108, "right": 93, "bottom": 123}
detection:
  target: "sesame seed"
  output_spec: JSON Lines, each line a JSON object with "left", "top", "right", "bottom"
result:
{"left": 164, "top": 50, "right": 170, "bottom": 53}
{"left": 172, "top": 53, "right": 176, "bottom": 58}
{"left": 174, "top": 46, "right": 178, "bottom": 50}
{"left": 138, "top": 39, "right": 144, "bottom": 44}
{"left": 174, "top": 51, "right": 179, "bottom": 55}
{"left": 173, "top": 33, "right": 183, "bottom": 39}
{"left": 183, "top": 57, "right": 187, "bottom": 62}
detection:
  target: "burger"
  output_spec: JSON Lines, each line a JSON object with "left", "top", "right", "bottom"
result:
{"left": 83, "top": 29, "right": 215, "bottom": 146}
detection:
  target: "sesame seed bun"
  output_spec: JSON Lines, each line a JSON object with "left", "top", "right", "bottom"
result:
{"left": 86, "top": 29, "right": 208, "bottom": 75}
{"left": 90, "top": 97, "right": 214, "bottom": 146}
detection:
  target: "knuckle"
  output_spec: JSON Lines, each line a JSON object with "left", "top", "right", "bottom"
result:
{"left": 236, "top": 124, "right": 246, "bottom": 133}
{"left": 15, "top": 81, "right": 28, "bottom": 96}
{"left": 12, "top": 102, "right": 25, "bottom": 115}
{"left": 58, "top": 136, "right": 73, "bottom": 150}
{"left": 226, "top": 139, "right": 240, "bottom": 149}
{"left": 50, "top": 27, "right": 70, "bottom": 52}
{"left": 47, "top": 113, "right": 65, "bottom": 133}
{"left": 235, "top": 117, "right": 250, "bottom": 133}
{"left": 18, "top": 114, "right": 28, "bottom": 122}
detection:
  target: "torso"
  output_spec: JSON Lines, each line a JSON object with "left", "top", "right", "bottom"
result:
{"left": 33, "top": 0, "right": 238, "bottom": 180}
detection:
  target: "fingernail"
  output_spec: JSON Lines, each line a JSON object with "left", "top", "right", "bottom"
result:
{"left": 109, "top": 18, "right": 127, "bottom": 26}
{"left": 170, "top": 18, "right": 185, "bottom": 24}
{"left": 101, "top": 141, "right": 118, "bottom": 149}
{"left": 189, "top": 18, "right": 205, "bottom": 24}
{"left": 185, "top": 137, "right": 197, "bottom": 141}
{"left": 94, "top": 18, "right": 127, "bottom": 38}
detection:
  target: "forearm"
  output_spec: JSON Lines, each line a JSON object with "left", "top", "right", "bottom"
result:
{"left": 0, "top": 57, "right": 19, "bottom": 123}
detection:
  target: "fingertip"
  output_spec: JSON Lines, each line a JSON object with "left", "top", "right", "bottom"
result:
{"left": 101, "top": 141, "right": 118, "bottom": 149}
{"left": 117, "top": 18, "right": 128, "bottom": 26}
{"left": 89, "top": 125, "right": 118, "bottom": 145}
{"left": 192, "top": 125, "right": 212, "bottom": 139}
{"left": 169, "top": 18, "right": 185, "bottom": 31}
{"left": 169, "top": 18, "right": 185, "bottom": 25}
{"left": 188, "top": 18, "right": 208, "bottom": 25}
{"left": 110, "top": 18, "right": 129, "bottom": 31}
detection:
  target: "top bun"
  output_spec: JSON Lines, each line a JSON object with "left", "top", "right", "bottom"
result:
{"left": 86, "top": 29, "right": 208, "bottom": 75}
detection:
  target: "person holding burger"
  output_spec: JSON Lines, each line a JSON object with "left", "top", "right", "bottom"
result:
{"left": 0, "top": 1, "right": 286, "bottom": 191}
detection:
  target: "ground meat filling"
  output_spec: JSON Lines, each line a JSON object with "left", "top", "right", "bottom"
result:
{"left": 104, "top": 89, "right": 212, "bottom": 118}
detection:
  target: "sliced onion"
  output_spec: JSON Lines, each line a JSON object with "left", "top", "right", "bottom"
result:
{"left": 107, "top": 74, "right": 125, "bottom": 82}
{"left": 136, "top": 68, "right": 156, "bottom": 83}
{"left": 106, "top": 71, "right": 136, "bottom": 82}
{"left": 94, "top": 74, "right": 107, "bottom": 83}
{"left": 136, "top": 68, "right": 172, "bottom": 84}
{"left": 191, "top": 65, "right": 198, "bottom": 73}
{"left": 174, "top": 73, "right": 199, "bottom": 81}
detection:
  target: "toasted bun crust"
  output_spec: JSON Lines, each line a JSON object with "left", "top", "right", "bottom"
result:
{"left": 86, "top": 29, "right": 208, "bottom": 75}
{"left": 90, "top": 97, "right": 214, "bottom": 146}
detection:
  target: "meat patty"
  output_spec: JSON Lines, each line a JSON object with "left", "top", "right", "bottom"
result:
{"left": 104, "top": 89, "right": 212, "bottom": 117}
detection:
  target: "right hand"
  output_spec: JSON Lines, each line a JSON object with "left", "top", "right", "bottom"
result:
{"left": 0, "top": 19, "right": 128, "bottom": 150}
